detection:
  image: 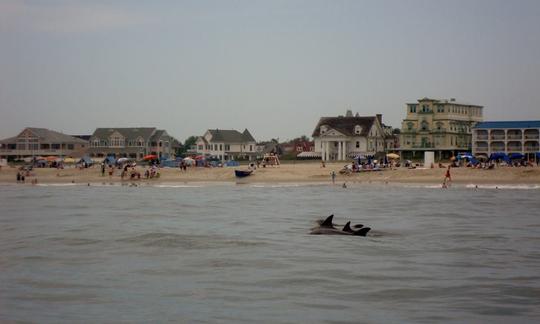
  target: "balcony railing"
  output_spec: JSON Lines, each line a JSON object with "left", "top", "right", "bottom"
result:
{"left": 475, "top": 147, "right": 488, "bottom": 152}
{"left": 525, "top": 147, "right": 540, "bottom": 152}
{"left": 490, "top": 135, "right": 506, "bottom": 140}
{"left": 410, "top": 144, "right": 434, "bottom": 149}
{"left": 476, "top": 135, "right": 488, "bottom": 140}
{"left": 507, "top": 135, "right": 522, "bottom": 140}
{"left": 524, "top": 135, "right": 539, "bottom": 140}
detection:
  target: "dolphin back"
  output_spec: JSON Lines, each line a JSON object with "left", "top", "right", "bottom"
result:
{"left": 353, "top": 227, "right": 371, "bottom": 236}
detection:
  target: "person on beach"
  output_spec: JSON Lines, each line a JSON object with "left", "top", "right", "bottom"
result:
{"left": 331, "top": 170, "right": 336, "bottom": 184}
{"left": 16, "top": 172, "right": 21, "bottom": 183}
{"left": 442, "top": 166, "right": 451, "bottom": 188}
{"left": 101, "top": 163, "right": 105, "bottom": 177}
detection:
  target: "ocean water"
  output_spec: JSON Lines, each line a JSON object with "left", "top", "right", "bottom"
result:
{"left": 1, "top": 183, "right": 539, "bottom": 323}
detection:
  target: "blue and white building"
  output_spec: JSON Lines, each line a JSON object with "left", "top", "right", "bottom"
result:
{"left": 472, "top": 121, "right": 540, "bottom": 158}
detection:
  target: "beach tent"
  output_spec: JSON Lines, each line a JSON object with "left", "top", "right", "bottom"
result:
{"left": 509, "top": 153, "right": 525, "bottom": 160}
{"left": 457, "top": 153, "right": 479, "bottom": 165}
{"left": 225, "top": 160, "right": 240, "bottom": 167}
{"left": 79, "top": 156, "right": 93, "bottom": 166}
{"left": 104, "top": 156, "right": 116, "bottom": 165}
{"left": 63, "top": 157, "right": 76, "bottom": 164}
{"left": 489, "top": 152, "right": 510, "bottom": 163}
{"left": 386, "top": 153, "right": 400, "bottom": 159}
{"left": 161, "top": 159, "right": 182, "bottom": 168}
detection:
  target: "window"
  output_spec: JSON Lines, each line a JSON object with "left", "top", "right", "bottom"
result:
{"left": 250, "top": 145, "right": 253, "bottom": 151}
{"left": 437, "top": 105, "right": 444, "bottom": 113}
{"left": 409, "top": 105, "right": 417, "bottom": 113}
{"left": 198, "top": 145, "right": 203, "bottom": 150}
{"left": 219, "top": 144, "right": 223, "bottom": 151}
{"left": 225, "top": 144, "right": 230, "bottom": 151}
{"left": 407, "top": 122, "right": 413, "bottom": 130}
{"left": 320, "top": 125, "right": 328, "bottom": 134}
{"left": 421, "top": 121, "right": 429, "bottom": 131}
{"left": 356, "top": 141, "right": 360, "bottom": 148}
{"left": 67, "top": 144, "right": 74, "bottom": 150}
{"left": 354, "top": 125, "right": 362, "bottom": 134}
{"left": 52, "top": 143, "right": 60, "bottom": 149}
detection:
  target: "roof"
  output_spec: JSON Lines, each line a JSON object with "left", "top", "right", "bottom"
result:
{"left": 0, "top": 127, "right": 87, "bottom": 144}
{"left": 408, "top": 98, "right": 483, "bottom": 107}
{"left": 312, "top": 116, "right": 377, "bottom": 137}
{"left": 473, "top": 121, "right": 540, "bottom": 129}
{"left": 90, "top": 128, "right": 157, "bottom": 141}
{"left": 207, "top": 129, "right": 256, "bottom": 143}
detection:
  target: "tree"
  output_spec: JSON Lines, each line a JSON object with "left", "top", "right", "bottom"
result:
{"left": 179, "top": 136, "right": 198, "bottom": 155}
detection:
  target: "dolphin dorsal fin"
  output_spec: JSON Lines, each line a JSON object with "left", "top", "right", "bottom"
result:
{"left": 343, "top": 221, "right": 353, "bottom": 232}
{"left": 354, "top": 227, "right": 371, "bottom": 237}
{"left": 320, "top": 214, "right": 334, "bottom": 228}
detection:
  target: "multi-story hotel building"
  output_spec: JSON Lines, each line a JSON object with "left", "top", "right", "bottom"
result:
{"left": 472, "top": 121, "right": 540, "bottom": 159}
{"left": 399, "top": 97, "right": 484, "bottom": 160}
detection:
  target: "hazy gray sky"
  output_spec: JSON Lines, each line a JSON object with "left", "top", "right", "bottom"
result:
{"left": 1, "top": 0, "right": 539, "bottom": 142}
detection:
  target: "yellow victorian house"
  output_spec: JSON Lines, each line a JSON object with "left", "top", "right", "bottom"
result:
{"left": 399, "top": 98, "right": 484, "bottom": 160}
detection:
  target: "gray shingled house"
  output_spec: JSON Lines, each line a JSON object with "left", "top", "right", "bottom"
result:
{"left": 0, "top": 127, "right": 88, "bottom": 160}
{"left": 87, "top": 127, "right": 179, "bottom": 160}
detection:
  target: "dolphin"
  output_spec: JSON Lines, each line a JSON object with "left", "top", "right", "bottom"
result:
{"left": 315, "top": 215, "right": 364, "bottom": 229}
{"left": 310, "top": 217, "right": 371, "bottom": 236}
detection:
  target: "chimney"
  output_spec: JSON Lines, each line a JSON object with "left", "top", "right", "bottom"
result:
{"left": 345, "top": 110, "right": 353, "bottom": 117}
{"left": 450, "top": 98, "right": 456, "bottom": 102}
{"left": 376, "top": 114, "right": 382, "bottom": 124}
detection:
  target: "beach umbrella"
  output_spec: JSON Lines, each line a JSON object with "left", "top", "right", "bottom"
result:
{"left": 63, "top": 157, "right": 76, "bottom": 164}
{"left": 143, "top": 154, "right": 157, "bottom": 160}
{"left": 45, "top": 156, "right": 58, "bottom": 161}
{"left": 386, "top": 153, "right": 400, "bottom": 159}
{"left": 450, "top": 156, "right": 456, "bottom": 161}
{"left": 117, "top": 157, "right": 129, "bottom": 164}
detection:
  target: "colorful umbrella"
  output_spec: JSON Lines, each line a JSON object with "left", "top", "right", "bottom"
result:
{"left": 386, "top": 153, "right": 400, "bottom": 159}
{"left": 143, "top": 154, "right": 157, "bottom": 160}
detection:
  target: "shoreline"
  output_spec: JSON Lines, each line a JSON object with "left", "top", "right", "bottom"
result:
{"left": 1, "top": 162, "right": 540, "bottom": 187}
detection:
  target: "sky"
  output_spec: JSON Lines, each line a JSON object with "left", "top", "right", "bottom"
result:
{"left": 1, "top": 0, "right": 539, "bottom": 143}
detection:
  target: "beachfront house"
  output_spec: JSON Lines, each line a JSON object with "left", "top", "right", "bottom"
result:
{"left": 398, "top": 98, "right": 484, "bottom": 160}
{"left": 195, "top": 129, "right": 257, "bottom": 161}
{"left": 312, "top": 111, "right": 387, "bottom": 161}
{"left": 472, "top": 121, "right": 540, "bottom": 160}
{"left": 0, "top": 127, "right": 88, "bottom": 161}
{"left": 87, "top": 127, "right": 179, "bottom": 160}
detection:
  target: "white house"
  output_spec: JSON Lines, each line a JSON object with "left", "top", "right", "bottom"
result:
{"left": 195, "top": 129, "right": 257, "bottom": 161}
{"left": 312, "top": 112, "right": 387, "bottom": 161}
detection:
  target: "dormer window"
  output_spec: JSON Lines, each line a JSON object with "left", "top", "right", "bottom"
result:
{"left": 320, "top": 125, "right": 328, "bottom": 134}
{"left": 354, "top": 125, "right": 362, "bottom": 135}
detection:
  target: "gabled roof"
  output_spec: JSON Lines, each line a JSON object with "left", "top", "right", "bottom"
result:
{"left": 207, "top": 129, "right": 256, "bottom": 143}
{"left": 473, "top": 121, "right": 540, "bottom": 129}
{"left": 0, "top": 127, "right": 87, "bottom": 144}
{"left": 90, "top": 128, "right": 157, "bottom": 141}
{"left": 312, "top": 117, "right": 377, "bottom": 137}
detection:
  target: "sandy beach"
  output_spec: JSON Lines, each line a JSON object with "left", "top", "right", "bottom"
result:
{"left": 2, "top": 162, "right": 540, "bottom": 185}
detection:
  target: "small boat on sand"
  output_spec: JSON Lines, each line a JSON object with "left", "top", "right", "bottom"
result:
{"left": 234, "top": 170, "right": 253, "bottom": 178}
